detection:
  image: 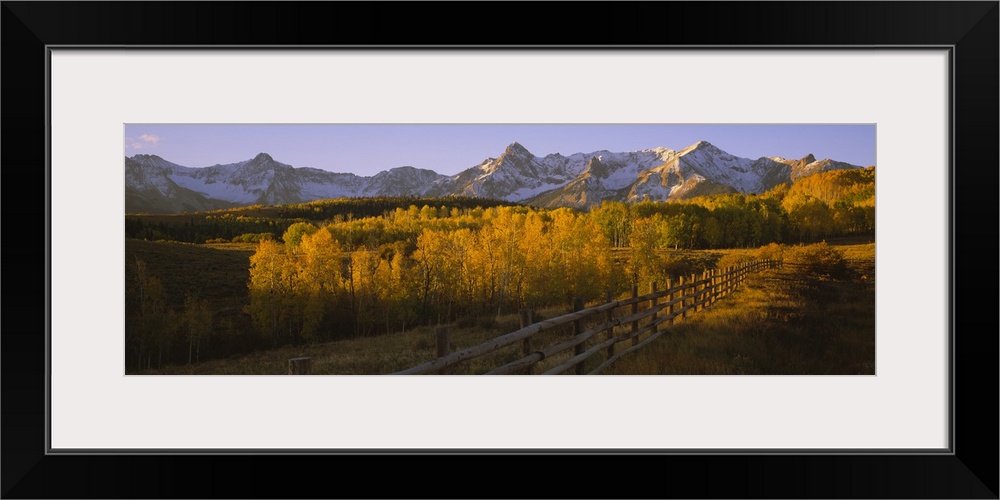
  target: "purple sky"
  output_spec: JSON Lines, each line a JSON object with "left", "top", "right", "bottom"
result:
{"left": 125, "top": 124, "right": 876, "bottom": 175}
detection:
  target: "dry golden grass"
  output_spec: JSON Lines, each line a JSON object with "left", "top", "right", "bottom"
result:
{"left": 603, "top": 244, "right": 875, "bottom": 375}
{"left": 134, "top": 303, "right": 588, "bottom": 375}
{"left": 837, "top": 242, "right": 876, "bottom": 261}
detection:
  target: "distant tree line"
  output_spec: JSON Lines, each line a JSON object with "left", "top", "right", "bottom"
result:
{"left": 124, "top": 196, "right": 519, "bottom": 243}
{"left": 590, "top": 167, "right": 875, "bottom": 250}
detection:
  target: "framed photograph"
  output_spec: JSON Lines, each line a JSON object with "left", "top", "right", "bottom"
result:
{"left": 5, "top": 2, "right": 997, "bottom": 498}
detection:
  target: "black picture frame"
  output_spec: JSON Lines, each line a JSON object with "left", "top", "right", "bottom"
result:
{"left": 4, "top": 2, "right": 997, "bottom": 498}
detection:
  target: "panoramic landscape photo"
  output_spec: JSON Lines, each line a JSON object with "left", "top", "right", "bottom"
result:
{"left": 124, "top": 124, "right": 876, "bottom": 375}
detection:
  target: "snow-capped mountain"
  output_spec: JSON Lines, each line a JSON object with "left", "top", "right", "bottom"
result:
{"left": 423, "top": 142, "right": 677, "bottom": 202}
{"left": 125, "top": 155, "right": 239, "bottom": 214}
{"left": 124, "top": 141, "right": 868, "bottom": 213}
{"left": 125, "top": 153, "right": 449, "bottom": 213}
{"left": 361, "top": 166, "right": 447, "bottom": 197}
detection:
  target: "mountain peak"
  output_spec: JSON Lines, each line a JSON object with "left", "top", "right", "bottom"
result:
{"left": 253, "top": 152, "right": 273, "bottom": 162}
{"left": 801, "top": 153, "right": 816, "bottom": 164}
{"left": 504, "top": 141, "right": 531, "bottom": 156}
{"left": 583, "top": 155, "right": 611, "bottom": 178}
{"left": 679, "top": 140, "right": 720, "bottom": 155}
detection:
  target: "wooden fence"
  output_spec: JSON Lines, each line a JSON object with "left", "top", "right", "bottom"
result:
{"left": 392, "top": 259, "right": 781, "bottom": 375}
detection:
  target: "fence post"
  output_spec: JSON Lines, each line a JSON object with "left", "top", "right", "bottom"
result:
{"left": 605, "top": 291, "right": 615, "bottom": 360}
{"left": 691, "top": 268, "right": 701, "bottom": 313}
{"left": 665, "top": 278, "right": 673, "bottom": 325}
{"left": 649, "top": 282, "right": 658, "bottom": 332}
{"left": 573, "top": 298, "right": 585, "bottom": 375}
{"left": 436, "top": 326, "right": 450, "bottom": 375}
{"left": 519, "top": 309, "right": 534, "bottom": 375}
{"left": 692, "top": 273, "right": 705, "bottom": 312}
{"left": 691, "top": 275, "right": 704, "bottom": 312}
{"left": 699, "top": 271, "right": 705, "bottom": 312}
{"left": 630, "top": 284, "right": 639, "bottom": 346}
{"left": 288, "top": 357, "right": 312, "bottom": 375}
{"left": 706, "top": 269, "right": 713, "bottom": 307}
{"left": 685, "top": 273, "right": 695, "bottom": 320}
{"left": 710, "top": 268, "right": 717, "bottom": 306}
{"left": 682, "top": 275, "right": 687, "bottom": 314}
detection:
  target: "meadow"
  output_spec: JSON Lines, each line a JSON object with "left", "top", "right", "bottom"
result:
{"left": 605, "top": 243, "right": 875, "bottom": 375}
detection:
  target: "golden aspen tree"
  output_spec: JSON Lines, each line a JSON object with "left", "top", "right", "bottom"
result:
{"left": 412, "top": 229, "right": 463, "bottom": 322}
{"left": 446, "top": 228, "right": 478, "bottom": 315}
{"left": 386, "top": 243, "right": 418, "bottom": 333}
{"left": 487, "top": 206, "right": 529, "bottom": 315}
{"left": 469, "top": 218, "right": 502, "bottom": 310}
{"left": 520, "top": 210, "right": 555, "bottom": 307}
{"left": 281, "top": 222, "right": 318, "bottom": 251}
{"left": 521, "top": 210, "right": 554, "bottom": 305}
{"left": 579, "top": 215, "right": 615, "bottom": 299}
{"left": 348, "top": 245, "right": 389, "bottom": 337}
{"left": 545, "top": 208, "right": 579, "bottom": 303}
{"left": 590, "top": 201, "right": 632, "bottom": 248}
{"left": 628, "top": 216, "right": 665, "bottom": 287}
{"left": 247, "top": 239, "right": 291, "bottom": 346}
{"left": 552, "top": 210, "right": 613, "bottom": 303}
{"left": 295, "top": 228, "right": 344, "bottom": 341}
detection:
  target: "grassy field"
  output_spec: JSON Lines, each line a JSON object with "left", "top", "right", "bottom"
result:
{"left": 134, "top": 303, "right": 590, "bottom": 375}
{"left": 131, "top": 242, "right": 874, "bottom": 375}
{"left": 125, "top": 238, "right": 254, "bottom": 309}
{"left": 604, "top": 242, "right": 875, "bottom": 375}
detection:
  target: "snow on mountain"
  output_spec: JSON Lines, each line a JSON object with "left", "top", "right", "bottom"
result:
{"left": 124, "top": 142, "right": 868, "bottom": 214}
{"left": 533, "top": 140, "right": 864, "bottom": 209}
{"left": 125, "top": 156, "right": 238, "bottom": 214}
{"left": 362, "top": 166, "right": 449, "bottom": 197}
{"left": 618, "top": 141, "right": 777, "bottom": 205}
{"left": 125, "top": 153, "right": 449, "bottom": 213}
{"left": 672, "top": 141, "right": 766, "bottom": 192}
{"left": 425, "top": 142, "right": 582, "bottom": 201}
{"left": 433, "top": 142, "right": 678, "bottom": 204}
{"left": 166, "top": 153, "right": 358, "bottom": 205}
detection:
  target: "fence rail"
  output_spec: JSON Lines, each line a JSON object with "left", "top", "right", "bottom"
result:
{"left": 392, "top": 259, "right": 781, "bottom": 375}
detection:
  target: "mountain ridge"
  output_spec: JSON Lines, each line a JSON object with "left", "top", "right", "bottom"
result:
{"left": 125, "top": 141, "right": 870, "bottom": 214}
